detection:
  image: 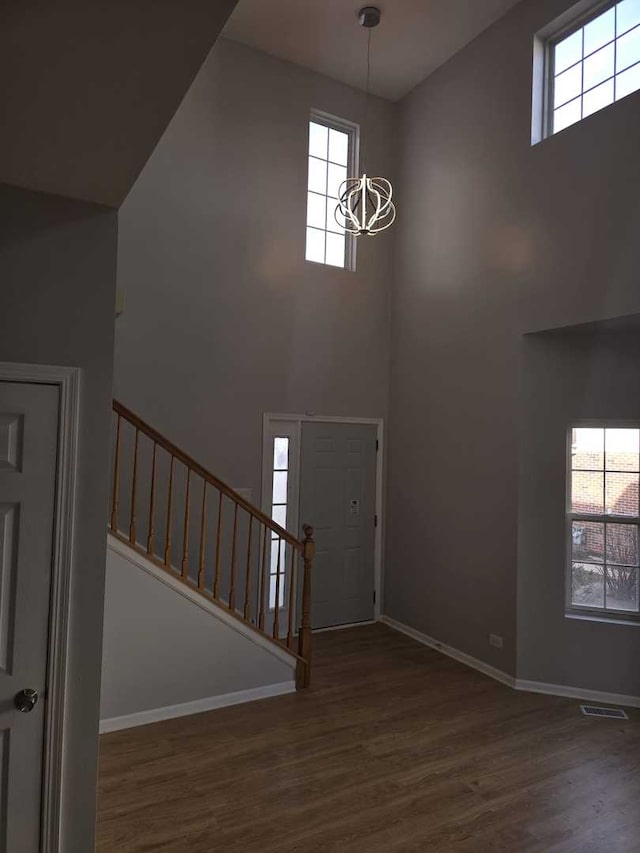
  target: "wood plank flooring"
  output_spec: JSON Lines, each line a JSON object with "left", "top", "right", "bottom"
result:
{"left": 97, "top": 623, "right": 640, "bottom": 852}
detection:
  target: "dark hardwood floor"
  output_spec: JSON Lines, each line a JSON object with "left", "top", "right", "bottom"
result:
{"left": 97, "top": 623, "right": 640, "bottom": 852}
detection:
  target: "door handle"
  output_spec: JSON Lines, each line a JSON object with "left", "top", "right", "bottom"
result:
{"left": 14, "top": 688, "right": 38, "bottom": 713}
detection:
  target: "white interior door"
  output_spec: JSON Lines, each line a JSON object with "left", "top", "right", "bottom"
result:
{"left": 299, "top": 421, "right": 377, "bottom": 629}
{"left": 0, "top": 382, "right": 59, "bottom": 852}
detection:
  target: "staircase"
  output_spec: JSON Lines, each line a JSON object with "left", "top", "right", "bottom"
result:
{"left": 108, "top": 400, "right": 315, "bottom": 688}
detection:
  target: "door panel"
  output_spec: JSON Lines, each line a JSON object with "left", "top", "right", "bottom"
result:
{"left": 300, "top": 422, "right": 376, "bottom": 629}
{"left": 0, "top": 506, "right": 18, "bottom": 677}
{"left": 0, "top": 382, "right": 59, "bottom": 852}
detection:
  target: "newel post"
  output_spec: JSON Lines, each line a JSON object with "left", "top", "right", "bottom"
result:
{"left": 297, "top": 524, "right": 315, "bottom": 688}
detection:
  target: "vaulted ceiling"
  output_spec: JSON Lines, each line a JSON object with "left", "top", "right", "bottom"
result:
{"left": 0, "top": 0, "right": 238, "bottom": 207}
{"left": 0, "top": 1, "right": 526, "bottom": 206}
{"left": 223, "top": 0, "right": 524, "bottom": 101}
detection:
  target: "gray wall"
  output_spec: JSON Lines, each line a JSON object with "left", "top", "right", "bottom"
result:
{"left": 0, "top": 0, "right": 238, "bottom": 206}
{"left": 518, "top": 325, "right": 640, "bottom": 696}
{"left": 0, "top": 183, "right": 117, "bottom": 852}
{"left": 114, "top": 37, "right": 396, "bottom": 513}
{"left": 386, "top": 0, "right": 640, "bottom": 679}
{"left": 101, "top": 545, "right": 294, "bottom": 721}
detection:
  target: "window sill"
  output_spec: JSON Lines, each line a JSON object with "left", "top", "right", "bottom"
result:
{"left": 565, "top": 611, "right": 640, "bottom": 628}
{"left": 304, "top": 259, "right": 355, "bottom": 273}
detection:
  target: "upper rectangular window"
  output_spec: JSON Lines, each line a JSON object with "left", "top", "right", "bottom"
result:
{"left": 305, "top": 112, "right": 358, "bottom": 271}
{"left": 547, "top": 0, "right": 640, "bottom": 136}
{"left": 567, "top": 425, "right": 640, "bottom": 620}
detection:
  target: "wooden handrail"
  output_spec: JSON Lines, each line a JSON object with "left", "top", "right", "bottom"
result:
{"left": 108, "top": 526, "right": 308, "bottom": 667}
{"left": 113, "top": 399, "right": 303, "bottom": 551}
{"left": 109, "top": 399, "right": 314, "bottom": 688}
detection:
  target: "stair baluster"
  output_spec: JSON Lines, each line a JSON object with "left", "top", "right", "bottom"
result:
{"left": 273, "top": 537, "right": 282, "bottom": 640}
{"left": 181, "top": 468, "right": 191, "bottom": 579}
{"left": 214, "top": 492, "right": 223, "bottom": 599}
{"left": 108, "top": 400, "right": 315, "bottom": 687}
{"left": 259, "top": 525, "right": 268, "bottom": 631}
{"left": 129, "top": 428, "right": 140, "bottom": 545}
{"left": 147, "top": 442, "right": 157, "bottom": 556}
{"left": 243, "top": 516, "right": 253, "bottom": 621}
{"left": 164, "top": 457, "right": 174, "bottom": 567}
{"left": 110, "top": 414, "right": 121, "bottom": 531}
{"left": 197, "top": 483, "right": 207, "bottom": 589}
{"left": 229, "top": 504, "right": 238, "bottom": 611}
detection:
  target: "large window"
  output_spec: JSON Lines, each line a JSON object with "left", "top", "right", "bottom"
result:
{"left": 568, "top": 425, "right": 640, "bottom": 619}
{"left": 305, "top": 112, "right": 358, "bottom": 270}
{"left": 548, "top": 0, "right": 640, "bottom": 135}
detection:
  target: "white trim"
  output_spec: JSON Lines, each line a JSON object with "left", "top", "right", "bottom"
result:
{"left": 382, "top": 615, "right": 640, "bottom": 708}
{"left": 308, "top": 109, "right": 360, "bottom": 273}
{"left": 0, "top": 362, "right": 81, "bottom": 853}
{"left": 534, "top": 0, "right": 620, "bottom": 143}
{"left": 107, "top": 534, "right": 298, "bottom": 671}
{"left": 380, "top": 615, "right": 516, "bottom": 689}
{"left": 313, "top": 620, "right": 377, "bottom": 634}
{"left": 263, "top": 412, "right": 385, "bottom": 621}
{"left": 565, "top": 421, "right": 640, "bottom": 623}
{"left": 99, "top": 681, "right": 296, "bottom": 734}
{"left": 515, "top": 678, "right": 640, "bottom": 709}
{"left": 260, "top": 419, "right": 301, "bottom": 616}
{"left": 566, "top": 611, "right": 640, "bottom": 628}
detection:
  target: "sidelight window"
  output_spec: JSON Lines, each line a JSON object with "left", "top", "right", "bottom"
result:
{"left": 269, "top": 437, "right": 290, "bottom": 608}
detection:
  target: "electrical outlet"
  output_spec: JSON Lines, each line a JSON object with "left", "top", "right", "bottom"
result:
{"left": 489, "top": 633, "right": 503, "bottom": 649}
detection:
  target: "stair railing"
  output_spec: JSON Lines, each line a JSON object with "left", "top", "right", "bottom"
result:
{"left": 108, "top": 400, "right": 314, "bottom": 688}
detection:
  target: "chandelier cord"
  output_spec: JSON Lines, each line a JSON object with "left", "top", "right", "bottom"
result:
{"left": 335, "top": 7, "right": 395, "bottom": 236}
{"left": 362, "top": 25, "right": 372, "bottom": 174}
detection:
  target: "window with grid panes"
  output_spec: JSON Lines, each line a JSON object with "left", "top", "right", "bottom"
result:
{"left": 549, "top": 0, "right": 640, "bottom": 135}
{"left": 269, "top": 437, "right": 289, "bottom": 609}
{"left": 568, "top": 426, "right": 640, "bottom": 619}
{"left": 305, "top": 114, "right": 358, "bottom": 270}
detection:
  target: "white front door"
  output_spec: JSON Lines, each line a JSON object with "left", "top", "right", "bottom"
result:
{"left": 299, "top": 421, "right": 377, "bottom": 629}
{"left": 0, "top": 382, "right": 59, "bottom": 851}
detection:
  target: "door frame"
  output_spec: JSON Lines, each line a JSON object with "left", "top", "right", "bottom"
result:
{"left": 262, "top": 413, "right": 384, "bottom": 621}
{"left": 0, "top": 362, "right": 81, "bottom": 853}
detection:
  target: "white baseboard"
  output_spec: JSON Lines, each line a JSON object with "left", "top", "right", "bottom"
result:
{"left": 313, "top": 620, "right": 377, "bottom": 634}
{"left": 100, "top": 681, "right": 296, "bottom": 734}
{"left": 380, "top": 615, "right": 516, "bottom": 688}
{"left": 381, "top": 615, "right": 640, "bottom": 709}
{"left": 514, "top": 679, "right": 640, "bottom": 709}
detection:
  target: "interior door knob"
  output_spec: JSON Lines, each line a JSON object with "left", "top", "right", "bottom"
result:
{"left": 14, "top": 688, "right": 38, "bottom": 713}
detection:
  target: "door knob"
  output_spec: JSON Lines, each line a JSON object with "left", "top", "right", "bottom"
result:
{"left": 14, "top": 688, "right": 38, "bottom": 713}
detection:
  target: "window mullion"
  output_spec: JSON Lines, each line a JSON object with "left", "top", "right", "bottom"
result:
{"left": 603, "top": 517, "right": 608, "bottom": 609}
{"left": 603, "top": 431, "right": 607, "bottom": 513}
{"left": 324, "top": 126, "right": 330, "bottom": 263}
{"left": 614, "top": 2, "right": 618, "bottom": 99}
{"left": 580, "top": 26, "right": 585, "bottom": 119}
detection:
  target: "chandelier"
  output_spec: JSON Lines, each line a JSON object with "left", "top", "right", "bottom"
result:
{"left": 336, "top": 7, "right": 396, "bottom": 237}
